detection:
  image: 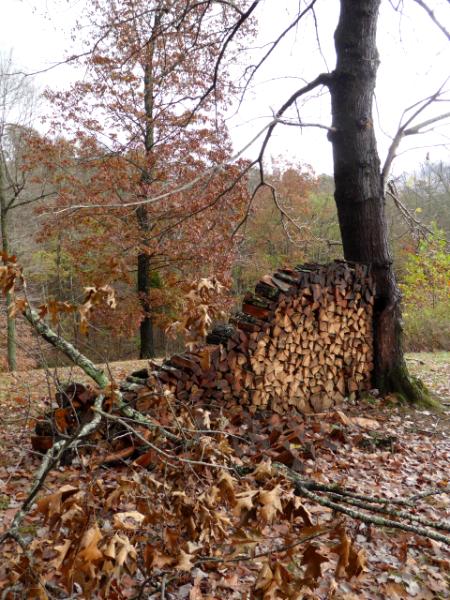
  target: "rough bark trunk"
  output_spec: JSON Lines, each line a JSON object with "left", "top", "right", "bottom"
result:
{"left": 0, "top": 175, "right": 17, "bottom": 371}
{"left": 137, "top": 208, "right": 155, "bottom": 359}
{"left": 328, "top": 0, "right": 430, "bottom": 402}
{"left": 136, "top": 13, "right": 161, "bottom": 360}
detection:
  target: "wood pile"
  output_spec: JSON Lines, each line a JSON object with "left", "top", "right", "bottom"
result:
{"left": 32, "top": 260, "right": 375, "bottom": 459}
{"left": 135, "top": 260, "right": 375, "bottom": 414}
{"left": 31, "top": 261, "right": 375, "bottom": 453}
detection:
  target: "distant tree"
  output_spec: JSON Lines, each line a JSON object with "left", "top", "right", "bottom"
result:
{"left": 397, "top": 162, "right": 450, "bottom": 238}
{"left": 234, "top": 161, "right": 326, "bottom": 295}
{"left": 43, "top": 0, "right": 251, "bottom": 358}
{"left": 0, "top": 53, "right": 54, "bottom": 371}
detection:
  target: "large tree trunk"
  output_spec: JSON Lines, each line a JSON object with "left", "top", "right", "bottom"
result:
{"left": 328, "top": 0, "right": 429, "bottom": 401}
{"left": 0, "top": 179, "right": 17, "bottom": 371}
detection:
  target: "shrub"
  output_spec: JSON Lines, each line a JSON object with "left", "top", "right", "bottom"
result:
{"left": 400, "top": 229, "right": 450, "bottom": 351}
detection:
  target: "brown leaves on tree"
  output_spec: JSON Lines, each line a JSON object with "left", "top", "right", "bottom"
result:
{"left": 0, "top": 252, "right": 21, "bottom": 296}
{"left": 167, "top": 277, "right": 227, "bottom": 349}
{"left": 38, "top": 300, "right": 76, "bottom": 326}
{"left": 78, "top": 284, "right": 116, "bottom": 335}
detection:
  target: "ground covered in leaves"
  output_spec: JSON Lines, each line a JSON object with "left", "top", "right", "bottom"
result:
{"left": 0, "top": 354, "right": 449, "bottom": 599}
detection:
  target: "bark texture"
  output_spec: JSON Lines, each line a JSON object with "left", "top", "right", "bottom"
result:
{"left": 137, "top": 219, "right": 155, "bottom": 359}
{"left": 328, "top": 0, "right": 429, "bottom": 401}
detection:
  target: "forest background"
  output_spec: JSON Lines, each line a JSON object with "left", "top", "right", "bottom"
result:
{"left": 0, "top": 0, "right": 449, "bottom": 372}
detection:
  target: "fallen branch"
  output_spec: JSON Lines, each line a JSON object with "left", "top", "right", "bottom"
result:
{"left": 325, "top": 491, "right": 450, "bottom": 532}
{"left": 22, "top": 305, "right": 109, "bottom": 389}
{"left": 0, "top": 394, "right": 104, "bottom": 548}
{"left": 276, "top": 464, "right": 450, "bottom": 546}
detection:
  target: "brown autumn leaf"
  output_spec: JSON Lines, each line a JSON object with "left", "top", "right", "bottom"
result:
{"left": 39, "top": 299, "right": 76, "bottom": 325}
{"left": 332, "top": 527, "right": 366, "bottom": 579}
{"left": 106, "top": 533, "right": 137, "bottom": 570}
{"left": 175, "top": 550, "right": 196, "bottom": 571}
{"left": 198, "top": 347, "right": 212, "bottom": 371}
{"left": 0, "top": 254, "right": 21, "bottom": 295}
{"left": 79, "top": 284, "right": 116, "bottom": 334}
{"left": 233, "top": 490, "right": 258, "bottom": 518}
{"left": 346, "top": 545, "right": 366, "bottom": 578}
{"left": 52, "top": 539, "right": 72, "bottom": 569}
{"left": 253, "top": 458, "right": 274, "bottom": 481}
{"left": 333, "top": 527, "right": 351, "bottom": 578}
{"left": 301, "top": 543, "right": 329, "bottom": 588}
{"left": 350, "top": 416, "right": 381, "bottom": 430}
{"left": 36, "top": 485, "right": 79, "bottom": 523}
{"left": 144, "top": 546, "right": 175, "bottom": 570}
{"left": 254, "top": 562, "right": 274, "bottom": 592}
{"left": 217, "top": 470, "right": 237, "bottom": 505}
{"left": 113, "top": 510, "right": 145, "bottom": 531}
{"left": 332, "top": 410, "right": 351, "bottom": 426}
{"left": 258, "top": 485, "right": 283, "bottom": 524}
{"left": 76, "top": 523, "right": 103, "bottom": 566}
{"left": 10, "top": 297, "right": 27, "bottom": 317}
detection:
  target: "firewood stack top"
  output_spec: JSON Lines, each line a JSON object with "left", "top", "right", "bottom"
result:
{"left": 138, "top": 260, "right": 375, "bottom": 414}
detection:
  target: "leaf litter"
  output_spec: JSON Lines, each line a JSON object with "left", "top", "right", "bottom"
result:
{"left": 0, "top": 356, "right": 448, "bottom": 599}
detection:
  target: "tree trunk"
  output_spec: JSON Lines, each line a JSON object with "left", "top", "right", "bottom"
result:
{"left": 0, "top": 179, "right": 17, "bottom": 371}
{"left": 135, "top": 12, "right": 162, "bottom": 360}
{"left": 328, "top": 0, "right": 430, "bottom": 402}
{"left": 137, "top": 206, "right": 155, "bottom": 359}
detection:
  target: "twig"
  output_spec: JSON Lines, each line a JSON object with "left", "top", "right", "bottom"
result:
{"left": 160, "top": 574, "right": 167, "bottom": 600}
{"left": 196, "top": 528, "right": 330, "bottom": 565}
{"left": 412, "top": 0, "right": 450, "bottom": 41}
{"left": 93, "top": 407, "right": 233, "bottom": 470}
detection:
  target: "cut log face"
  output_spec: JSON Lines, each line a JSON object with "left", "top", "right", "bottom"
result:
{"left": 130, "top": 260, "right": 375, "bottom": 414}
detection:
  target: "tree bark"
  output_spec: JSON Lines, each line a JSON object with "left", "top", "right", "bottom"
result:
{"left": 137, "top": 211, "right": 155, "bottom": 359}
{"left": 328, "top": 0, "right": 429, "bottom": 401}
{"left": 0, "top": 173, "right": 17, "bottom": 372}
{"left": 136, "top": 12, "right": 162, "bottom": 360}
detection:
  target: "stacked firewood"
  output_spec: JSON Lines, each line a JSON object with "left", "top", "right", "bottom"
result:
{"left": 134, "top": 260, "right": 374, "bottom": 414}
{"left": 32, "top": 260, "right": 375, "bottom": 458}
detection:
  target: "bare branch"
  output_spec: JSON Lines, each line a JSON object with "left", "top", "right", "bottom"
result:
{"left": 381, "top": 82, "right": 450, "bottom": 186}
{"left": 257, "top": 73, "right": 332, "bottom": 162}
{"left": 412, "top": 0, "right": 450, "bottom": 41}
{"left": 277, "top": 117, "right": 336, "bottom": 133}
{"left": 386, "top": 181, "right": 433, "bottom": 239}
{"left": 234, "top": 1, "right": 320, "bottom": 109}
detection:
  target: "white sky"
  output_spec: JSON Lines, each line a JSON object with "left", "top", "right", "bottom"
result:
{"left": 1, "top": 0, "right": 449, "bottom": 177}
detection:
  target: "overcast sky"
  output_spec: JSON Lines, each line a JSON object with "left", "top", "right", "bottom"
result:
{"left": 1, "top": 0, "right": 449, "bottom": 176}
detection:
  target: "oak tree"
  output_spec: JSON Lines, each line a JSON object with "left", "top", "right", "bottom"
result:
{"left": 207, "top": 0, "right": 449, "bottom": 400}
{"left": 44, "top": 0, "right": 251, "bottom": 357}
